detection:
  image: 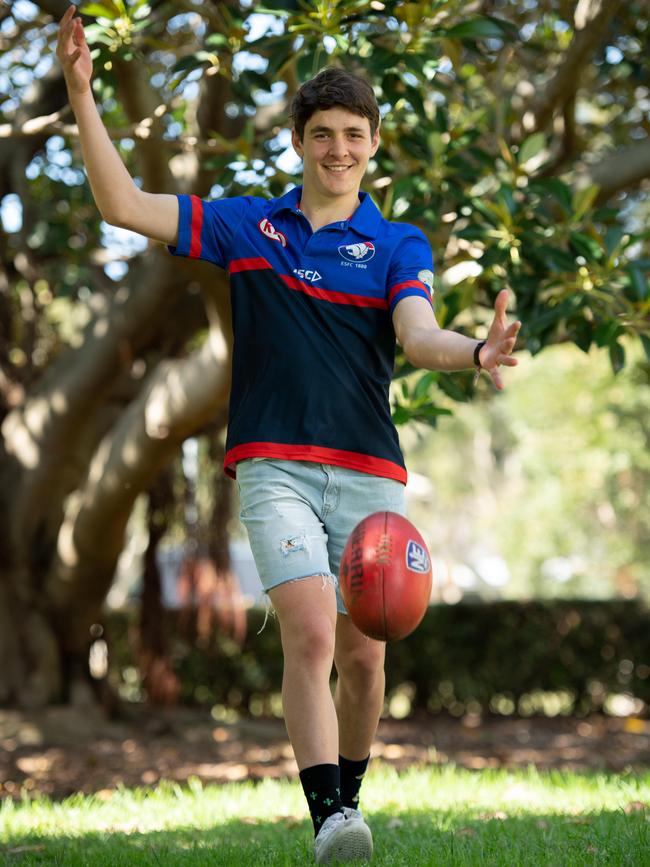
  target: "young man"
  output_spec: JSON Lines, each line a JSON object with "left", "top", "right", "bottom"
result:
{"left": 57, "top": 7, "right": 520, "bottom": 863}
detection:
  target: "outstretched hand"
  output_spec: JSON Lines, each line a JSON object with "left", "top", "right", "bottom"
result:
{"left": 56, "top": 6, "right": 93, "bottom": 96}
{"left": 478, "top": 289, "right": 521, "bottom": 391}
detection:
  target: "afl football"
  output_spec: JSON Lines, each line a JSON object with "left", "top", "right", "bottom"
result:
{"left": 339, "top": 512, "right": 432, "bottom": 641}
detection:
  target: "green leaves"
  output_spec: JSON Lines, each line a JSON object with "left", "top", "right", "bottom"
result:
{"left": 391, "top": 368, "right": 453, "bottom": 427}
{"left": 609, "top": 340, "right": 626, "bottom": 374}
{"left": 640, "top": 334, "right": 650, "bottom": 363}
{"left": 443, "top": 16, "right": 517, "bottom": 41}
{"left": 80, "top": 0, "right": 150, "bottom": 22}
{"left": 518, "top": 133, "right": 546, "bottom": 166}
{"left": 36, "top": 0, "right": 650, "bottom": 399}
{"left": 571, "top": 185, "right": 600, "bottom": 222}
{"left": 392, "top": 401, "right": 453, "bottom": 426}
{"left": 205, "top": 33, "right": 230, "bottom": 49}
{"left": 569, "top": 232, "right": 602, "bottom": 263}
{"left": 80, "top": 1, "right": 124, "bottom": 20}
{"left": 625, "top": 264, "right": 649, "bottom": 302}
{"left": 171, "top": 51, "right": 220, "bottom": 75}
{"left": 587, "top": 321, "right": 629, "bottom": 375}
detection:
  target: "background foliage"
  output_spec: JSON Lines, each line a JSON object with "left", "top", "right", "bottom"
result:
{"left": 404, "top": 342, "right": 650, "bottom": 601}
{"left": 1, "top": 0, "right": 649, "bottom": 706}
{"left": 105, "top": 600, "right": 650, "bottom": 717}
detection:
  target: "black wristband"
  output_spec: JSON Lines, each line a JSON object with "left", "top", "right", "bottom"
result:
{"left": 473, "top": 340, "right": 486, "bottom": 369}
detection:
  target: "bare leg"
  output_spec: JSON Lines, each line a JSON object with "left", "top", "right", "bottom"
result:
{"left": 334, "top": 613, "right": 386, "bottom": 760}
{"left": 269, "top": 576, "right": 339, "bottom": 769}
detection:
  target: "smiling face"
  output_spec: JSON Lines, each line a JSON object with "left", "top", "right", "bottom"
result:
{"left": 292, "top": 107, "right": 380, "bottom": 206}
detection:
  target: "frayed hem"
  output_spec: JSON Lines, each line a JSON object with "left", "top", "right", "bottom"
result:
{"left": 258, "top": 572, "right": 338, "bottom": 632}
{"left": 256, "top": 599, "right": 276, "bottom": 635}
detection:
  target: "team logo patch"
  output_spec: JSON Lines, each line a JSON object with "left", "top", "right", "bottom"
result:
{"left": 418, "top": 269, "right": 434, "bottom": 292}
{"left": 338, "top": 241, "right": 375, "bottom": 263}
{"left": 406, "top": 540, "right": 430, "bottom": 574}
{"left": 258, "top": 218, "right": 287, "bottom": 247}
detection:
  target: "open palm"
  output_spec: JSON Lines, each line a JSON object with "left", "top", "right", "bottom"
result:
{"left": 56, "top": 6, "right": 93, "bottom": 95}
{"left": 478, "top": 289, "right": 521, "bottom": 390}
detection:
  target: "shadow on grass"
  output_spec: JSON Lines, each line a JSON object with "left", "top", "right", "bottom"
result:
{"left": 2, "top": 807, "right": 648, "bottom": 866}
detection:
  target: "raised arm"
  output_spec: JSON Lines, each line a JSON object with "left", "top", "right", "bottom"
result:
{"left": 56, "top": 5, "right": 178, "bottom": 245}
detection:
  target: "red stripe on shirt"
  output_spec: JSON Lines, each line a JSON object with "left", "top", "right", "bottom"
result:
{"left": 229, "top": 257, "right": 273, "bottom": 274}
{"left": 280, "top": 274, "right": 388, "bottom": 309}
{"left": 223, "top": 442, "right": 407, "bottom": 484}
{"left": 189, "top": 195, "right": 203, "bottom": 259}
{"left": 388, "top": 280, "right": 430, "bottom": 305}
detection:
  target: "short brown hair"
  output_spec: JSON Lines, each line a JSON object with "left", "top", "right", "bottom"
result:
{"left": 290, "top": 68, "right": 380, "bottom": 140}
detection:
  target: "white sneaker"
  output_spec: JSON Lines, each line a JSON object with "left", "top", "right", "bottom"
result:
{"left": 314, "top": 809, "right": 373, "bottom": 864}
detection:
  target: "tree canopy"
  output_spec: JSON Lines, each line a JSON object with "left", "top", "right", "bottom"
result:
{"left": 1, "top": 0, "right": 648, "bottom": 706}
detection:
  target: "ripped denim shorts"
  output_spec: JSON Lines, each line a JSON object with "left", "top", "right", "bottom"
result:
{"left": 236, "top": 458, "right": 406, "bottom": 614}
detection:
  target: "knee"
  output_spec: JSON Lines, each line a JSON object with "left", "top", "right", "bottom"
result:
{"left": 281, "top": 616, "right": 335, "bottom": 670}
{"left": 337, "top": 642, "right": 385, "bottom": 686}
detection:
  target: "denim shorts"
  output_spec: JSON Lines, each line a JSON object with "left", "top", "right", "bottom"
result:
{"left": 236, "top": 459, "right": 406, "bottom": 614}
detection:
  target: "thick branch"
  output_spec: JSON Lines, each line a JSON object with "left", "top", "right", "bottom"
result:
{"left": 196, "top": 62, "right": 243, "bottom": 144}
{"left": 112, "top": 57, "right": 176, "bottom": 194}
{"left": 579, "top": 139, "right": 650, "bottom": 203}
{"left": 194, "top": 65, "right": 245, "bottom": 194}
{"left": 48, "top": 318, "right": 231, "bottom": 650}
{"left": 2, "top": 250, "right": 223, "bottom": 568}
{"left": 524, "top": 0, "right": 624, "bottom": 134}
{"left": 0, "top": 117, "right": 236, "bottom": 155}
{"left": 0, "top": 66, "right": 68, "bottom": 199}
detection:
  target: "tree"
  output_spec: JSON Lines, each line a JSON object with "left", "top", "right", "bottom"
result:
{"left": 0, "top": 0, "right": 648, "bottom": 706}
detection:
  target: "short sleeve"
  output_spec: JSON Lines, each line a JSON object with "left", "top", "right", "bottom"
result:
{"left": 167, "top": 195, "right": 251, "bottom": 269}
{"left": 386, "top": 227, "right": 435, "bottom": 315}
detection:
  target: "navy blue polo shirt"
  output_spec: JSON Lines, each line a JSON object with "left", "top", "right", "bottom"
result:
{"left": 169, "top": 186, "right": 434, "bottom": 483}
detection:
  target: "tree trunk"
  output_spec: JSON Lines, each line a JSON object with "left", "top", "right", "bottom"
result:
{"left": 138, "top": 467, "right": 181, "bottom": 707}
{"left": 0, "top": 1, "right": 239, "bottom": 709}
{"left": 0, "top": 570, "right": 62, "bottom": 707}
{"left": 0, "top": 284, "right": 230, "bottom": 706}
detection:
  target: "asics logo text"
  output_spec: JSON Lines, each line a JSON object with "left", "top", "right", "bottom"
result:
{"left": 293, "top": 268, "right": 322, "bottom": 283}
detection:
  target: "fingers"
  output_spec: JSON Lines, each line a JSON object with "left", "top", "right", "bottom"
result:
{"left": 493, "top": 291, "right": 521, "bottom": 333}
{"left": 57, "top": 7, "right": 85, "bottom": 70}
{"left": 73, "top": 17, "right": 87, "bottom": 47}
{"left": 495, "top": 337, "right": 519, "bottom": 365}
{"left": 490, "top": 369, "right": 504, "bottom": 391}
{"left": 482, "top": 293, "right": 522, "bottom": 390}
{"left": 59, "top": 5, "right": 75, "bottom": 24}
{"left": 491, "top": 318, "right": 520, "bottom": 349}
{"left": 494, "top": 288, "right": 509, "bottom": 318}
{"left": 57, "top": 7, "right": 76, "bottom": 57}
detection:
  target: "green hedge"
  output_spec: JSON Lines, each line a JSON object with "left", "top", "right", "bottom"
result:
{"left": 104, "top": 600, "right": 650, "bottom": 717}
{"left": 384, "top": 599, "right": 649, "bottom": 716}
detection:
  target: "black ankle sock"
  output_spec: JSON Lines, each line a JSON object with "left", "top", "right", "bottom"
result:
{"left": 339, "top": 754, "right": 370, "bottom": 810}
{"left": 299, "top": 763, "right": 343, "bottom": 836}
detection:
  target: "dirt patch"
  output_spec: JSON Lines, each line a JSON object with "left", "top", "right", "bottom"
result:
{"left": 1, "top": 707, "right": 648, "bottom": 800}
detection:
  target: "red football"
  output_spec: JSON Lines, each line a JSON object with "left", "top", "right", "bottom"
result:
{"left": 339, "top": 512, "right": 433, "bottom": 642}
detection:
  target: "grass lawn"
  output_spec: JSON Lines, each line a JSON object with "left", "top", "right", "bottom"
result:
{"left": 1, "top": 762, "right": 648, "bottom": 865}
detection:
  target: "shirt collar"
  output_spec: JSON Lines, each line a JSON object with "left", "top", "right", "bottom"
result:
{"left": 268, "top": 186, "right": 302, "bottom": 217}
{"left": 268, "top": 186, "right": 382, "bottom": 239}
{"left": 349, "top": 191, "right": 382, "bottom": 238}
